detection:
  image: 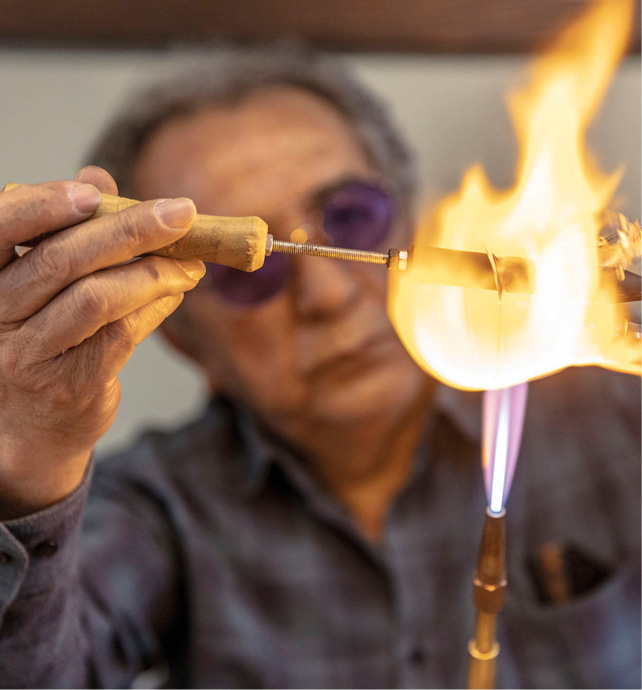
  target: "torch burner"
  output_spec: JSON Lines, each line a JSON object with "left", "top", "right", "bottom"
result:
{"left": 468, "top": 383, "right": 528, "bottom": 688}
{"left": 468, "top": 509, "right": 506, "bottom": 689}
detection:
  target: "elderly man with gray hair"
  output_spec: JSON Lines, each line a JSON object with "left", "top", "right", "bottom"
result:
{"left": 0, "top": 48, "right": 639, "bottom": 689}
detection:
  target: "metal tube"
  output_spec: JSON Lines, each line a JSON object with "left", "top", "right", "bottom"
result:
{"left": 474, "top": 611, "right": 499, "bottom": 654}
{"left": 468, "top": 615, "right": 500, "bottom": 690}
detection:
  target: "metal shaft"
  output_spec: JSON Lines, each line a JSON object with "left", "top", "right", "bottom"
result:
{"left": 269, "top": 238, "right": 389, "bottom": 265}
{"left": 468, "top": 612, "right": 499, "bottom": 690}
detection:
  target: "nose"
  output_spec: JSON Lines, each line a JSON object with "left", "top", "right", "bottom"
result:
{"left": 290, "top": 253, "right": 359, "bottom": 320}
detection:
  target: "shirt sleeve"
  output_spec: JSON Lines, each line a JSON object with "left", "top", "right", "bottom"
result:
{"left": 0, "top": 456, "right": 180, "bottom": 688}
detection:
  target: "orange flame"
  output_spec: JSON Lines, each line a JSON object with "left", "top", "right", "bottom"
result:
{"left": 389, "top": 0, "right": 640, "bottom": 391}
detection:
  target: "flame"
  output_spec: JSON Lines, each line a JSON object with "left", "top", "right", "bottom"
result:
{"left": 389, "top": 0, "right": 640, "bottom": 391}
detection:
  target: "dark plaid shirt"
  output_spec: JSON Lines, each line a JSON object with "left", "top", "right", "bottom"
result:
{"left": 0, "top": 367, "right": 640, "bottom": 689}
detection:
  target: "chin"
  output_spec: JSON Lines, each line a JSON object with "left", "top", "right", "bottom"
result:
{"left": 305, "top": 358, "right": 427, "bottom": 426}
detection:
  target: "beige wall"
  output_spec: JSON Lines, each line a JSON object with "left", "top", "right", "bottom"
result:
{"left": 0, "top": 49, "right": 639, "bottom": 453}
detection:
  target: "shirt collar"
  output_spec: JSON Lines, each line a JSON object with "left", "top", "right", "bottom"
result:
{"left": 214, "top": 396, "right": 287, "bottom": 497}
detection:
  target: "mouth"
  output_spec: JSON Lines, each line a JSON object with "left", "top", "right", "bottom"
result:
{"left": 300, "top": 328, "right": 399, "bottom": 380}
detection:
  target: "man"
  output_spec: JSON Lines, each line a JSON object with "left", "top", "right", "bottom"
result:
{"left": 0, "top": 49, "right": 639, "bottom": 689}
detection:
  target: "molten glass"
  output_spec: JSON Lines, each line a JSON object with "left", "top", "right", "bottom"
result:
{"left": 389, "top": 0, "right": 640, "bottom": 391}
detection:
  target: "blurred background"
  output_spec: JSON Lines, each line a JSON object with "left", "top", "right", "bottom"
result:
{"left": 0, "top": 0, "right": 639, "bottom": 453}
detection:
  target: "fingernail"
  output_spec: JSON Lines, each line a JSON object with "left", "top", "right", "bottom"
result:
{"left": 68, "top": 183, "right": 102, "bottom": 214}
{"left": 178, "top": 260, "right": 206, "bottom": 280}
{"left": 75, "top": 165, "right": 101, "bottom": 180}
{"left": 155, "top": 198, "right": 196, "bottom": 228}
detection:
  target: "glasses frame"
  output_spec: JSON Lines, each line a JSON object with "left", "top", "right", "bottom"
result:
{"left": 205, "top": 176, "right": 403, "bottom": 305}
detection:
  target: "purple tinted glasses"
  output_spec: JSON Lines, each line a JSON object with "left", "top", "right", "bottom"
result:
{"left": 206, "top": 179, "right": 395, "bottom": 305}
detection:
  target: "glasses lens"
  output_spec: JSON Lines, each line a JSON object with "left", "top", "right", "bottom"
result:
{"left": 206, "top": 250, "right": 290, "bottom": 305}
{"left": 323, "top": 182, "right": 394, "bottom": 250}
{"left": 206, "top": 180, "right": 394, "bottom": 304}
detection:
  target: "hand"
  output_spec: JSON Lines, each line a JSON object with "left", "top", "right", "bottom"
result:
{"left": 0, "top": 167, "right": 205, "bottom": 518}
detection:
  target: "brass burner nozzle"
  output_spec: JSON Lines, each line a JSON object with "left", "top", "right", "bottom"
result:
{"left": 468, "top": 508, "right": 507, "bottom": 690}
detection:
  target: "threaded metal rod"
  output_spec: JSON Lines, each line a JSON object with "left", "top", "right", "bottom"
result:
{"left": 269, "top": 238, "right": 390, "bottom": 265}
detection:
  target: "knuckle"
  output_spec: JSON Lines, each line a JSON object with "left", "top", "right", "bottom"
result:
{"left": 118, "top": 216, "right": 144, "bottom": 247}
{"left": 43, "top": 379, "right": 77, "bottom": 409}
{"left": 101, "top": 317, "right": 138, "bottom": 359}
{"left": 0, "top": 334, "right": 50, "bottom": 395}
{"left": 118, "top": 205, "right": 158, "bottom": 247}
{"left": 29, "top": 240, "right": 73, "bottom": 284}
{"left": 27, "top": 182, "right": 71, "bottom": 220}
{"left": 107, "top": 315, "right": 136, "bottom": 344}
{"left": 48, "top": 352, "right": 97, "bottom": 406}
{"left": 157, "top": 293, "right": 184, "bottom": 320}
{"left": 141, "top": 256, "right": 164, "bottom": 283}
{"left": 0, "top": 339, "right": 22, "bottom": 380}
{"left": 72, "top": 276, "right": 109, "bottom": 318}
{"left": 152, "top": 294, "right": 176, "bottom": 317}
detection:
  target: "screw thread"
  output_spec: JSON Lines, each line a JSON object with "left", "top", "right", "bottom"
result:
{"left": 271, "top": 239, "right": 389, "bottom": 265}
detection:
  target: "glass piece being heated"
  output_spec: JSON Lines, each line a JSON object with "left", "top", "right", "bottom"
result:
{"left": 482, "top": 383, "right": 529, "bottom": 514}
{"left": 267, "top": 237, "right": 640, "bottom": 302}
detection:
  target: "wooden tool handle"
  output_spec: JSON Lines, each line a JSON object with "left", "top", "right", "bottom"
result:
{"left": 2, "top": 183, "right": 268, "bottom": 273}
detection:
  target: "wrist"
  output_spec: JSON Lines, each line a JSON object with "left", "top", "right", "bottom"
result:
{"left": 0, "top": 446, "right": 92, "bottom": 520}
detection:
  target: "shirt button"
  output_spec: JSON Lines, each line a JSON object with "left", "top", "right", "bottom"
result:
{"left": 33, "top": 540, "right": 59, "bottom": 558}
{"left": 0, "top": 551, "right": 12, "bottom": 564}
{"left": 408, "top": 646, "right": 425, "bottom": 664}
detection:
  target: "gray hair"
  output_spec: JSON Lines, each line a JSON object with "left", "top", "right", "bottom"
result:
{"left": 86, "top": 46, "right": 417, "bottom": 207}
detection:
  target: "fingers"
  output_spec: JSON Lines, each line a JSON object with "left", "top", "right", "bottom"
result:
{"left": 0, "top": 173, "right": 202, "bottom": 498}
{"left": 0, "top": 196, "right": 197, "bottom": 323}
{"left": 0, "top": 181, "right": 102, "bottom": 267}
{"left": 10, "top": 291, "right": 184, "bottom": 438}
{"left": 16, "top": 255, "right": 205, "bottom": 361}
{"left": 69, "top": 293, "right": 187, "bottom": 384}
{"left": 75, "top": 166, "right": 119, "bottom": 195}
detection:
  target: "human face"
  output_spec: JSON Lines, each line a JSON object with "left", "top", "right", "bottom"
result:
{"left": 132, "top": 87, "right": 429, "bottom": 431}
